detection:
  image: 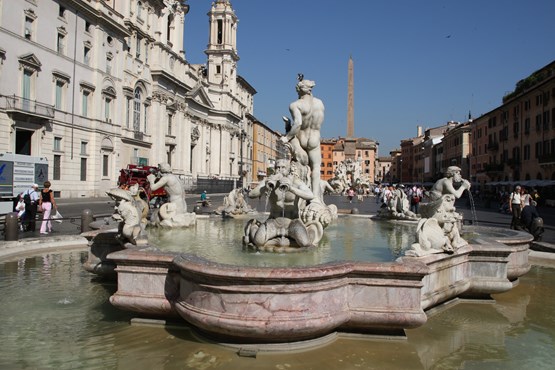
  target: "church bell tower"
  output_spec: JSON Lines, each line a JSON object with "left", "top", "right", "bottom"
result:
{"left": 205, "top": 0, "right": 239, "bottom": 88}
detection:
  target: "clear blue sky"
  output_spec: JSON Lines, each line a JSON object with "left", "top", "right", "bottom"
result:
{"left": 184, "top": 0, "right": 555, "bottom": 155}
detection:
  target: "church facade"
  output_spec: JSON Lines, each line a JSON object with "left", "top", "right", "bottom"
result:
{"left": 0, "top": 0, "right": 254, "bottom": 198}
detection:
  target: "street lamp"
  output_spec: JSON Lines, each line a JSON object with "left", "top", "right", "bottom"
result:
{"left": 400, "top": 158, "right": 403, "bottom": 184}
{"left": 421, "top": 146, "right": 425, "bottom": 185}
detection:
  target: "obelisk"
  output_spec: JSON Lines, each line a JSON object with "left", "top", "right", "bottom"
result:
{"left": 344, "top": 56, "right": 356, "bottom": 160}
{"left": 347, "top": 55, "right": 354, "bottom": 138}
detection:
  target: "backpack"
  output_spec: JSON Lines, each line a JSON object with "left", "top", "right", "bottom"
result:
{"left": 23, "top": 191, "right": 31, "bottom": 204}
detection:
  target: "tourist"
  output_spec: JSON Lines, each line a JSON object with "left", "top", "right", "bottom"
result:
{"left": 521, "top": 187, "right": 532, "bottom": 207}
{"left": 39, "top": 181, "right": 57, "bottom": 235}
{"left": 347, "top": 188, "right": 355, "bottom": 203}
{"left": 520, "top": 201, "right": 544, "bottom": 240}
{"left": 22, "top": 183, "right": 39, "bottom": 232}
{"left": 409, "top": 185, "right": 422, "bottom": 214}
{"left": 508, "top": 185, "right": 522, "bottom": 229}
{"left": 280, "top": 77, "right": 325, "bottom": 201}
{"left": 200, "top": 190, "right": 209, "bottom": 207}
{"left": 374, "top": 184, "right": 382, "bottom": 204}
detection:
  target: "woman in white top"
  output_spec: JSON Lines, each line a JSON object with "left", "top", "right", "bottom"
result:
{"left": 521, "top": 187, "right": 532, "bottom": 207}
{"left": 509, "top": 185, "right": 522, "bottom": 229}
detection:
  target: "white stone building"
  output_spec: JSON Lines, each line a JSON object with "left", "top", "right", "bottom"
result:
{"left": 0, "top": 0, "right": 254, "bottom": 198}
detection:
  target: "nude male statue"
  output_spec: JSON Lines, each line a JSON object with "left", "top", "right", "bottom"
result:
{"left": 428, "top": 166, "right": 471, "bottom": 201}
{"left": 147, "top": 163, "right": 187, "bottom": 214}
{"left": 281, "top": 77, "right": 325, "bottom": 201}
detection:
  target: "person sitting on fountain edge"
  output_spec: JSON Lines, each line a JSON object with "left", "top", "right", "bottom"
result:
{"left": 520, "top": 201, "right": 544, "bottom": 241}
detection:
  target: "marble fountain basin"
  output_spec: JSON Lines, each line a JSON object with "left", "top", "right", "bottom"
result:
{"left": 93, "top": 219, "right": 532, "bottom": 344}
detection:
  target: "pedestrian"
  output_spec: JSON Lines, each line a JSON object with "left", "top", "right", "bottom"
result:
{"left": 39, "top": 181, "right": 58, "bottom": 235}
{"left": 15, "top": 194, "right": 26, "bottom": 230}
{"left": 409, "top": 185, "right": 422, "bottom": 214}
{"left": 22, "top": 183, "right": 39, "bottom": 232}
{"left": 374, "top": 185, "right": 382, "bottom": 204}
{"left": 347, "top": 188, "right": 355, "bottom": 203}
{"left": 508, "top": 185, "right": 522, "bottom": 229}
{"left": 200, "top": 190, "right": 209, "bottom": 207}
{"left": 521, "top": 201, "right": 544, "bottom": 241}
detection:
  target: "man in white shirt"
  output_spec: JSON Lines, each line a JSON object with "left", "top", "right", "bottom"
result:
{"left": 22, "top": 183, "right": 40, "bottom": 232}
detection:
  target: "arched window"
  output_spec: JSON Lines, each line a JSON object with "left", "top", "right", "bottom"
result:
{"left": 133, "top": 88, "right": 141, "bottom": 132}
{"left": 137, "top": 1, "right": 142, "bottom": 19}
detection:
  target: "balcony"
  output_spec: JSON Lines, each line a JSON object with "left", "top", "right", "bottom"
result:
{"left": 487, "top": 142, "right": 499, "bottom": 151}
{"left": 538, "top": 154, "right": 555, "bottom": 165}
{"left": 134, "top": 131, "right": 144, "bottom": 141}
{"left": 506, "top": 158, "right": 521, "bottom": 169}
{"left": 484, "top": 163, "right": 504, "bottom": 172}
{"left": 2, "top": 95, "right": 54, "bottom": 120}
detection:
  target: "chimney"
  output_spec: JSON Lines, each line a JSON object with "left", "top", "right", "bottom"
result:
{"left": 417, "top": 125, "right": 423, "bottom": 137}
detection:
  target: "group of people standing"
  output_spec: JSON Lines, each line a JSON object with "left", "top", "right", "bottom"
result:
{"left": 375, "top": 184, "right": 424, "bottom": 214}
{"left": 16, "top": 181, "right": 58, "bottom": 235}
{"left": 508, "top": 185, "right": 543, "bottom": 240}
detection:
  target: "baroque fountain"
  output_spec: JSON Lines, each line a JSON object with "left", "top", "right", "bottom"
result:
{"left": 82, "top": 76, "right": 532, "bottom": 346}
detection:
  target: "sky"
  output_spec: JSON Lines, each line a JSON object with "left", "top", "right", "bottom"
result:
{"left": 183, "top": 0, "right": 555, "bottom": 155}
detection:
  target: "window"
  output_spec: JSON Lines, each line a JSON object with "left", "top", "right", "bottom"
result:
{"left": 167, "top": 14, "right": 173, "bottom": 44}
{"left": 106, "top": 54, "right": 112, "bottom": 74}
{"left": 55, "top": 80, "right": 64, "bottom": 109}
{"left": 53, "top": 137, "right": 62, "bottom": 151}
{"left": 82, "top": 90, "right": 89, "bottom": 116}
{"left": 167, "top": 114, "right": 172, "bottom": 135}
{"left": 57, "top": 33, "right": 65, "bottom": 54}
{"left": 536, "top": 114, "right": 542, "bottom": 131}
{"left": 22, "top": 69, "right": 32, "bottom": 101}
{"left": 137, "top": 1, "right": 142, "bottom": 19}
{"left": 104, "top": 97, "right": 111, "bottom": 121}
{"left": 84, "top": 46, "right": 91, "bottom": 65}
{"left": 85, "top": 21, "right": 91, "bottom": 33}
{"left": 524, "top": 118, "right": 530, "bottom": 134}
{"left": 58, "top": 5, "right": 66, "bottom": 19}
{"left": 24, "top": 16, "right": 33, "bottom": 40}
{"left": 217, "top": 19, "right": 223, "bottom": 44}
{"left": 133, "top": 88, "right": 141, "bottom": 131}
{"left": 125, "top": 97, "right": 131, "bottom": 128}
{"left": 135, "top": 36, "right": 141, "bottom": 59}
{"left": 143, "top": 104, "right": 148, "bottom": 132}
{"left": 80, "top": 158, "right": 87, "bottom": 181}
{"left": 53, "top": 155, "right": 61, "bottom": 180}
{"left": 145, "top": 42, "right": 149, "bottom": 64}
{"left": 535, "top": 142, "right": 542, "bottom": 159}
{"left": 80, "top": 141, "right": 87, "bottom": 155}
{"left": 102, "top": 154, "right": 109, "bottom": 177}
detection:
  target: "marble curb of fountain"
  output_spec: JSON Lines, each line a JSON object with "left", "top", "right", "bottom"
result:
{"left": 105, "top": 226, "right": 532, "bottom": 345}
{"left": 0, "top": 234, "right": 88, "bottom": 260}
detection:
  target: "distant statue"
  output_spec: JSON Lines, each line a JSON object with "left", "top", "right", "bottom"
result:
{"left": 377, "top": 184, "right": 420, "bottom": 221}
{"left": 281, "top": 76, "right": 324, "bottom": 200}
{"left": 407, "top": 166, "right": 470, "bottom": 257}
{"left": 106, "top": 188, "right": 146, "bottom": 246}
{"left": 215, "top": 188, "right": 255, "bottom": 217}
{"left": 147, "top": 163, "right": 196, "bottom": 228}
{"left": 244, "top": 159, "right": 324, "bottom": 251}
